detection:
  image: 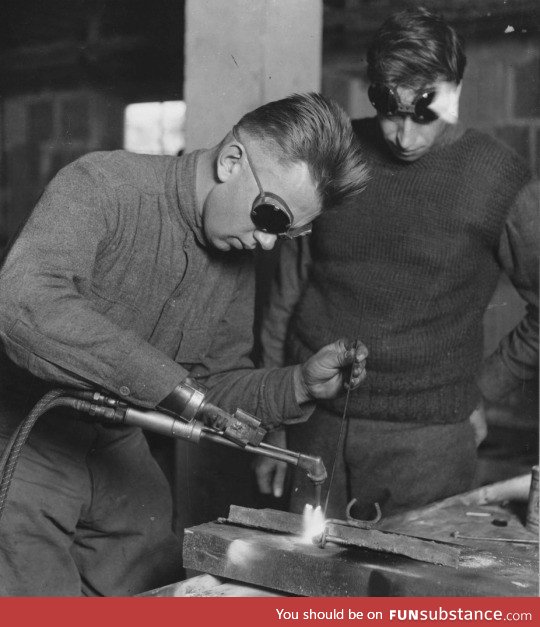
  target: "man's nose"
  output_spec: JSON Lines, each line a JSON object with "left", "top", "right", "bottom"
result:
{"left": 253, "top": 230, "right": 277, "bottom": 250}
{"left": 396, "top": 116, "right": 417, "bottom": 150}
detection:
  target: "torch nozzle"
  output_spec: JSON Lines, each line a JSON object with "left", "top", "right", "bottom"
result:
{"left": 238, "top": 440, "right": 327, "bottom": 489}
{"left": 297, "top": 453, "right": 327, "bottom": 485}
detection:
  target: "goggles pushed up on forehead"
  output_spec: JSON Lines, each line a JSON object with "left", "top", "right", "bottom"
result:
{"left": 368, "top": 84, "right": 438, "bottom": 124}
{"left": 232, "top": 126, "right": 312, "bottom": 240}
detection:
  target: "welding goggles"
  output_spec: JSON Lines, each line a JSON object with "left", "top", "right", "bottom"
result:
{"left": 368, "top": 84, "right": 438, "bottom": 124}
{"left": 232, "top": 126, "right": 312, "bottom": 239}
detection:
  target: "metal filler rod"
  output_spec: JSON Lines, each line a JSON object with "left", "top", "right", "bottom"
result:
{"left": 323, "top": 339, "right": 358, "bottom": 516}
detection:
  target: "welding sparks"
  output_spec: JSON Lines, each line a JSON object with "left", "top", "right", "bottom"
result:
{"left": 302, "top": 504, "right": 325, "bottom": 544}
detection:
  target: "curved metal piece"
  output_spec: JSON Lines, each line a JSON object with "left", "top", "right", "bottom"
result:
{"left": 344, "top": 499, "right": 382, "bottom": 529}
{"left": 323, "top": 500, "right": 382, "bottom": 531}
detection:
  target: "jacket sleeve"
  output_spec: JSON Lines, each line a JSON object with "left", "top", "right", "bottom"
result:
{"left": 186, "top": 256, "right": 311, "bottom": 429}
{"left": 0, "top": 159, "right": 188, "bottom": 408}
{"left": 259, "top": 237, "right": 312, "bottom": 369}
{"left": 477, "top": 180, "right": 539, "bottom": 403}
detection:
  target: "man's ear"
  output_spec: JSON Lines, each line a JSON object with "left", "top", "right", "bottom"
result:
{"left": 216, "top": 137, "right": 243, "bottom": 183}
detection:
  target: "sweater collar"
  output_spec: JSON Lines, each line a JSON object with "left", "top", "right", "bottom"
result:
{"left": 171, "top": 149, "right": 207, "bottom": 246}
{"left": 366, "top": 117, "right": 468, "bottom": 167}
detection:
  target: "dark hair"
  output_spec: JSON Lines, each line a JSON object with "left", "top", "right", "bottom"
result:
{"left": 367, "top": 7, "right": 466, "bottom": 89}
{"left": 237, "top": 93, "right": 368, "bottom": 209}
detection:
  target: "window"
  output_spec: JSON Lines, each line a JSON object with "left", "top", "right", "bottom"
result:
{"left": 124, "top": 101, "right": 186, "bottom": 155}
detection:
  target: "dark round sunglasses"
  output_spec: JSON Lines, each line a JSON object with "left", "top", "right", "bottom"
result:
{"left": 368, "top": 84, "right": 438, "bottom": 124}
{"left": 232, "top": 126, "right": 312, "bottom": 239}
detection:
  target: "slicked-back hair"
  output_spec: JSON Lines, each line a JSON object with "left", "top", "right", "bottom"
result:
{"left": 367, "top": 7, "right": 466, "bottom": 90}
{"left": 236, "top": 93, "right": 368, "bottom": 210}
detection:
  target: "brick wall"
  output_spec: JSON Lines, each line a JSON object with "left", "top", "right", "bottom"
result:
{"left": 461, "top": 37, "right": 539, "bottom": 176}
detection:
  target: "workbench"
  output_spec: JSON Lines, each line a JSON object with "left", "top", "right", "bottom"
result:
{"left": 143, "top": 476, "right": 539, "bottom": 597}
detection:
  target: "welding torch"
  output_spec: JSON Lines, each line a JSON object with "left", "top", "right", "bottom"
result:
{"left": 0, "top": 383, "right": 325, "bottom": 523}
{"left": 63, "top": 380, "right": 328, "bottom": 489}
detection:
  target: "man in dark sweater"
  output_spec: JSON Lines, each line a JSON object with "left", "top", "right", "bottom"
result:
{"left": 0, "top": 93, "right": 369, "bottom": 595}
{"left": 257, "top": 9, "right": 538, "bottom": 520}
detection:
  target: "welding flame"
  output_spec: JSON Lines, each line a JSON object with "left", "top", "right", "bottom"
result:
{"left": 302, "top": 504, "right": 325, "bottom": 543}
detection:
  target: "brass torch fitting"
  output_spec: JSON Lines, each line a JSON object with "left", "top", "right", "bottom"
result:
{"left": 297, "top": 453, "right": 327, "bottom": 485}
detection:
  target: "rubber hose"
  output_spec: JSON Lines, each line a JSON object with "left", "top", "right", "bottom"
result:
{"left": 0, "top": 389, "right": 66, "bottom": 522}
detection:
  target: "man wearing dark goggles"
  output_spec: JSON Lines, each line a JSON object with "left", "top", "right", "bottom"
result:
{"left": 232, "top": 126, "right": 312, "bottom": 241}
{"left": 257, "top": 7, "right": 537, "bottom": 529}
{"left": 368, "top": 83, "right": 438, "bottom": 124}
{"left": 366, "top": 78, "right": 461, "bottom": 162}
{"left": 0, "top": 92, "right": 371, "bottom": 595}
{"left": 203, "top": 122, "right": 323, "bottom": 253}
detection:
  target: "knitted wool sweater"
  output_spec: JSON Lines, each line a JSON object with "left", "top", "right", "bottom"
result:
{"left": 287, "top": 118, "right": 530, "bottom": 424}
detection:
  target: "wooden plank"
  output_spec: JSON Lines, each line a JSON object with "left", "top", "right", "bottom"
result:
{"left": 183, "top": 521, "right": 538, "bottom": 597}
{"left": 226, "top": 506, "right": 460, "bottom": 567}
{"left": 139, "top": 574, "right": 282, "bottom": 597}
{"left": 184, "top": 522, "right": 384, "bottom": 597}
{"left": 139, "top": 574, "right": 223, "bottom": 597}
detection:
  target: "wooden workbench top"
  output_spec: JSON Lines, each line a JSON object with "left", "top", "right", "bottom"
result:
{"left": 181, "top": 479, "right": 538, "bottom": 597}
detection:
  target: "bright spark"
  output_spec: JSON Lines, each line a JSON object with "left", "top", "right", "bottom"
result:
{"left": 301, "top": 504, "right": 325, "bottom": 544}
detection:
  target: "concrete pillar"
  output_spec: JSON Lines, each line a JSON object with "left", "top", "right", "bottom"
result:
{"left": 175, "top": 0, "right": 323, "bottom": 537}
{"left": 184, "top": 0, "right": 322, "bottom": 149}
